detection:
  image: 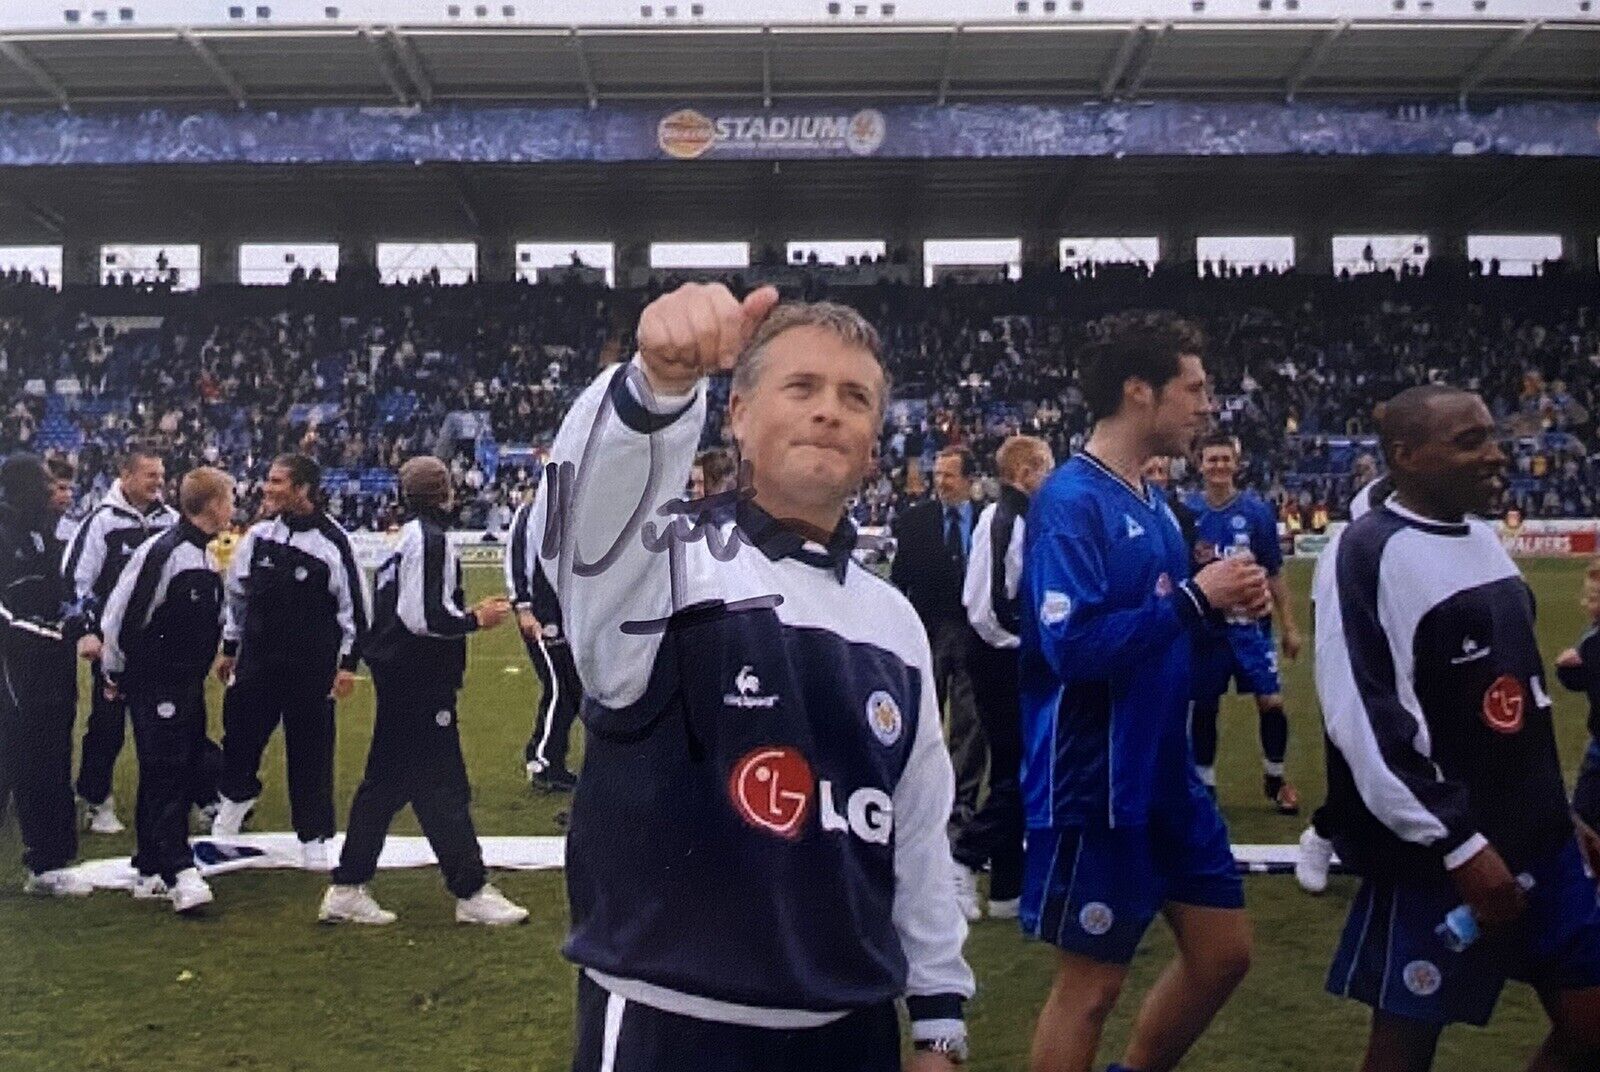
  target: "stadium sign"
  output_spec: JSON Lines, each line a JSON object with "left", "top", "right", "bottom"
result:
{"left": 658, "top": 107, "right": 885, "bottom": 159}
{"left": 4, "top": 100, "right": 1598, "bottom": 167}
{"left": 1295, "top": 520, "right": 1598, "bottom": 559}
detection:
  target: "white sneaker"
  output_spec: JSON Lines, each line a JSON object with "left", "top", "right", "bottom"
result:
{"left": 301, "top": 838, "right": 333, "bottom": 872}
{"left": 210, "top": 796, "right": 255, "bottom": 837}
{"left": 319, "top": 884, "right": 397, "bottom": 925}
{"left": 455, "top": 883, "right": 529, "bottom": 926}
{"left": 170, "top": 869, "right": 214, "bottom": 914}
{"left": 988, "top": 897, "right": 1020, "bottom": 920}
{"left": 132, "top": 874, "right": 170, "bottom": 900}
{"left": 952, "top": 864, "right": 981, "bottom": 923}
{"left": 86, "top": 797, "right": 124, "bottom": 835}
{"left": 22, "top": 868, "right": 94, "bottom": 898}
{"left": 525, "top": 759, "right": 542, "bottom": 784}
{"left": 1296, "top": 826, "right": 1335, "bottom": 895}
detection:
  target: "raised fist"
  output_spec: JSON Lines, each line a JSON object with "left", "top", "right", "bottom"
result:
{"left": 636, "top": 283, "right": 780, "bottom": 396}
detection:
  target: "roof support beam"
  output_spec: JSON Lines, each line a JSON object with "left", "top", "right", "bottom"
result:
{"left": 935, "top": 24, "right": 962, "bottom": 106}
{"left": 179, "top": 30, "right": 248, "bottom": 108}
{"left": 761, "top": 25, "right": 773, "bottom": 108}
{"left": 1121, "top": 21, "right": 1169, "bottom": 99}
{"left": 358, "top": 26, "right": 409, "bottom": 106}
{"left": 0, "top": 189, "right": 64, "bottom": 236}
{"left": 569, "top": 29, "right": 599, "bottom": 110}
{"left": 388, "top": 29, "right": 434, "bottom": 106}
{"left": 1285, "top": 19, "right": 1349, "bottom": 102}
{"left": 450, "top": 167, "right": 484, "bottom": 233}
{"left": 0, "top": 40, "right": 69, "bottom": 110}
{"left": 1099, "top": 24, "right": 1144, "bottom": 100}
{"left": 1459, "top": 20, "right": 1540, "bottom": 108}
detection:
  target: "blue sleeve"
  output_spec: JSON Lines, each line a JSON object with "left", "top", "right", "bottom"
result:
{"left": 1254, "top": 500, "right": 1284, "bottom": 575}
{"left": 1026, "top": 496, "right": 1210, "bottom": 683}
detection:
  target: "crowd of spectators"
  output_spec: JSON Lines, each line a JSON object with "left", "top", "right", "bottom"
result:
{"left": 0, "top": 258, "right": 1595, "bottom": 535}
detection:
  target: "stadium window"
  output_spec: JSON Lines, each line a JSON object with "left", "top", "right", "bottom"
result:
{"left": 64, "top": 10, "right": 81, "bottom": 23}
{"left": 1332, "top": 235, "right": 1428, "bottom": 276}
{"left": 1016, "top": 1, "right": 1028, "bottom": 11}
{"left": 503, "top": 4, "right": 515, "bottom": 14}
{"left": 91, "top": 10, "right": 107, "bottom": 23}
{"left": 1286, "top": 0, "right": 1298, "bottom": 8}
{"left": 1068, "top": 1, "right": 1081, "bottom": 11}
{"left": 786, "top": 239, "right": 888, "bottom": 267}
{"left": 691, "top": 2, "right": 704, "bottom": 14}
{"left": 1258, "top": 0, "right": 1271, "bottom": 11}
{"left": 1466, "top": 234, "right": 1563, "bottom": 277}
{"left": 256, "top": 5, "right": 270, "bottom": 16}
{"left": 119, "top": 7, "right": 133, "bottom": 20}
{"left": 228, "top": 5, "right": 243, "bottom": 17}
{"left": 376, "top": 241, "right": 477, "bottom": 285}
{"left": 923, "top": 238, "right": 1021, "bottom": 287}
{"left": 1195, "top": 236, "right": 1295, "bottom": 275}
{"left": 447, "top": 4, "right": 460, "bottom": 15}
{"left": 0, "top": 245, "right": 63, "bottom": 289}
{"left": 515, "top": 242, "right": 616, "bottom": 286}
{"left": 325, "top": 6, "right": 339, "bottom": 16}
{"left": 640, "top": 4, "right": 651, "bottom": 13}
{"left": 1059, "top": 236, "right": 1160, "bottom": 270}
{"left": 649, "top": 242, "right": 750, "bottom": 270}
{"left": 664, "top": 4, "right": 676, "bottom": 15}
{"left": 827, "top": 2, "right": 841, "bottom": 14}
{"left": 854, "top": 4, "right": 867, "bottom": 14}
{"left": 238, "top": 242, "right": 339, "bottom": 285}
{"left": 475, "top": 4, "right": 488, "bottom": 16}
{"left": 1191, "top": 0, "right": 1204, "bottom": 10}
{"left": 99, "top": 244, "right": 200, "bottom": 291}
{"left": 1043, "top": 1, "right": 1057, "bottom": 10}
{"left": 881, "top": 2, "right": 894, "bottom": 13}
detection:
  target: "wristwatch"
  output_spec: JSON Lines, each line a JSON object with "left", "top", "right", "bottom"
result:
{"left": 913, "top": 1034, "right": 969, "bottom": 1064}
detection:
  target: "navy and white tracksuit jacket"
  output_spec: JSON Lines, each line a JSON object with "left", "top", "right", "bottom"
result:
{"left": 61, "top": 480, "right": 178, "bottom": 635}
{"left": 547, "top": 357, "right": 975, "bottom": 1043}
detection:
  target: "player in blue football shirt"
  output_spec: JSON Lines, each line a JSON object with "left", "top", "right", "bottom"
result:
{"left": 1020, "top": 315, "right": 1270, "bottom": 1072}
{"left": 1183, "top": 432, "right": 1305, "bottom": 814}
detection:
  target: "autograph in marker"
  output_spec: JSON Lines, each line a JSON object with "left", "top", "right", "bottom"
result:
{"left": 540, "top": 364, "right": 890, "bottom": 635}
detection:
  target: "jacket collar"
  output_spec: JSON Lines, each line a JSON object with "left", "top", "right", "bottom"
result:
{"left": 177, "top": 519, "right": 212, "bottom": 548}
{"left": 999, "top": 483, "right": 1029, "bottom": 513}
{"left": 735, "top": 499, "right": 856, "bottom": 585}
{"left": 277, "top": 507, "right": 321, "bottom": 533}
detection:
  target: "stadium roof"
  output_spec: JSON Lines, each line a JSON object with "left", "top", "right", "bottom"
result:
{"left": 0, "top": 16, "right": 1596, "bottom": 109}
{"left": 1, "top": 154, "right": 1593, "bottom": 243}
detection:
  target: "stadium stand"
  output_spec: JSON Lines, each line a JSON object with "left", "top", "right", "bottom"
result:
{"left": 1, "top": 262, "right": 1595, "bottom": 531}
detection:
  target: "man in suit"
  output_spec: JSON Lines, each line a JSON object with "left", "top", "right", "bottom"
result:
{"left": 892, "top": 446, "right": 988, "bottom": 839}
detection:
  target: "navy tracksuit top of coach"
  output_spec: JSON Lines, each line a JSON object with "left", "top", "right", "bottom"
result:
{"left": 546, "top": 358, "right": 973, "bottom": 1027}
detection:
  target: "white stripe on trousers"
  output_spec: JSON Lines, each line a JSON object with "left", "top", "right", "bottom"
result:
{"left": 600, "top": 992, "right": 626, "bottom": 1072}
{"left": 531, "top": 635, "right": 561, "bottom": 769}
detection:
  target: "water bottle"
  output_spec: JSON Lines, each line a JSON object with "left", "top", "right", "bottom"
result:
{"left": 1221, "top": 536, "right": 1256, "bottom": 626}
{"left": 1435, "top": 872, "right": 1535, "bottom": 953}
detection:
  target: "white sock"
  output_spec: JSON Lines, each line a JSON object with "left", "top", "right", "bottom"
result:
{"left": 1197, "top": 765, "right": 1217, "bottom": 787}
{"left": 1264, "top": 761, "right": 1286, "bottom": 778}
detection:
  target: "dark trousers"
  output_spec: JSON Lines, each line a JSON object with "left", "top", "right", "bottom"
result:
{"left": 0, "top": 660, "right": 78, "bottom": 875}
{"left": 332, "top": 681, "right": 486, "bottom": 899}
{"left": 523, "top": 634, "right": 581, "bottom": 776}
{"left": 572, "top": 972, "right": 900, "bottom": 1072}
{"left": 928, "top": 616, "right": 987, "bottom": 837}
{"left": 952, "top": 638, "right": 1024, "bottom": 902}
{"left": 129, "top": 680, "right": 220, "bottom": 882}
{"left": 75, "top": 661, "right": 128, "bottom": 806}
{"left": 217, "top": 668, "right": 336, "bottom": 841}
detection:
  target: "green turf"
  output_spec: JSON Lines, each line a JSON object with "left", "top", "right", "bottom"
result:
{"left": 0, "top": 558, "right": 1592, "bottom": 1071}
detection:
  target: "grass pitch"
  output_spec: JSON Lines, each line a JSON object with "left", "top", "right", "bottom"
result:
{"left": 0, "top": 558, "right": 1593, "bottom": 1071}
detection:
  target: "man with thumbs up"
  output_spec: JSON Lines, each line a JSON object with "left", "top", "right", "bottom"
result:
{"left": 548, "top": 283, "right": 975, "bottom": 1070}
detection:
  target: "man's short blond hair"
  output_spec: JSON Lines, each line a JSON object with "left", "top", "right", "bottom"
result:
{"left": 733, "top": 301, "right": 890, "bottom": 415}
{"left": 996, "top": 435, "right": 1052, "bottom": 484}
{"left": 179, "top": 466, "right": 233, "bottom": 518}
